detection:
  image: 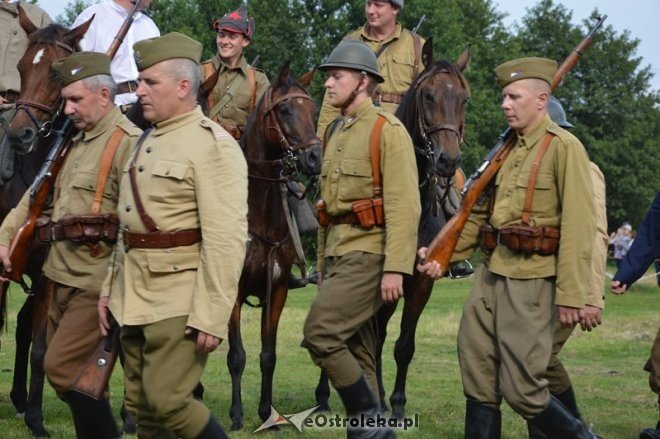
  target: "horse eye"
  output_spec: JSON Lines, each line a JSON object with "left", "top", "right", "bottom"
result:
{"left": 422, "top": 90, "right": 434, "bottom": 103}
{"left": 278, "top": 105, "right": 293, "bottom": 117}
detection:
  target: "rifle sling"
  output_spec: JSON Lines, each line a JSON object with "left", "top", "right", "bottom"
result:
{"left": 370, "top": 115, "right": 387, "bottom": 197}
{"left": 209, "top": 72, "right": 244, "bottom": 120}
{"left": 128, "top": 128, "right": 159, "bottom": 232}
{"left": 521, "top": 133, "right": 555, "bottom": 225}
{"left": 91, "top": 127, "right": 124, "bottom": 215}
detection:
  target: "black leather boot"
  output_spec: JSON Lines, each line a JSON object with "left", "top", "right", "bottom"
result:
{"left": 465, "top": 399, "right": 501, "bottom": 439}
{"left": 640, "top": 421, "right": 660, "bottom": 439}
{"left": 195, "top": 415, "right": 229, "bottom": 439}
{"left": 288, "top": 272, "right": 308, "bottom": 289}
{"left": 336, "top": 375, "right": 395, "bottom": 438}
{"left": 64, "top": 391, "right": 119, "bottom": 439}
{"left": 528, "top": 396, "right": 597, "bottom": 439}
{"left": 554, "top": 386, "right": 581, "bottom": 419}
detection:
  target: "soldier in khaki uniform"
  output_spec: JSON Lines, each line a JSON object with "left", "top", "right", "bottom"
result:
{"left": 420, "top": 58, "right": 597, "bottom": 438}
{"left": 0, "top": 51, "right": 140, "bottom": 438}
{"left": 302, "top": 40, "right": 420, "bottom": 439}
{"left": 201, "top": 3, "right": 269, "bottom": 139}
{"left": 99, "top": 32, "right": 248, "bottom": 439}
{"left": 316, "top": 0, "right": 424, "bottom": 137}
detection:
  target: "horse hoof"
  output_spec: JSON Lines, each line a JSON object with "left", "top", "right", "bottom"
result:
{"left": 314, "top": 403, "right": 331, "bottom": 413}
{"left": 27, "top": 424, "right": 50, "bottom": 438}
{"left": 15, "top": 412, "right": 25, "bottom": 418}
{"left": 391, "top": 408, "right": 406, "bottom": 420}
{"left": 122, "top": 419, "right": 137, "bottom": 435}
{"left": 230, "top": 419, "right": 243, "bottom": 431}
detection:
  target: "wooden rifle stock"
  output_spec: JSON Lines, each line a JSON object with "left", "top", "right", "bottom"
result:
{"left": 106, "top": 0, "right": 141, "bottom": 59}
{"left": 423, "top": 15, "right": 607, "bottom": 272}
{"left": 3, "top": 117, "right": 76, "bottom": 289}
{"left": 71, "top": 319, "right": 120, "bottom": 399}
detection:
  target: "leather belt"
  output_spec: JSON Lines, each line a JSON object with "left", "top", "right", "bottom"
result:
{"left": 220, "top": 124, "right": 243, "bottom": 140}
{"left": 0, "top": 90, "right": 19, "bottom": 103}
{"left": 325, "top": 212, "right": 360, "bottom": 226}
{"left": 122, "top": 228, "right": 202, "bottom": 250}
{"left": 116, "top": 81, "right": 138, "bottom": 94}
{"left": 372, "top": 91, "right": 403, "bottom": 105}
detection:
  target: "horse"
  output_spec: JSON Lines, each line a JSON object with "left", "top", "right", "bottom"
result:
{"left": 0, "top": 9, "right": 94, "bottom": 437}
{"left": 314, "top": 40, "right": 471, "bottom": 419}
{"left": 224, "top": 62, "right": 321, "bottom": 430}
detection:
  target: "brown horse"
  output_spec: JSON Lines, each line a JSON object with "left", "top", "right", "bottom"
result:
{"left": 225, "top": 62, "right": 321, "bottom": 430}
{"left": 315, "top": 40, "right": 471, "bottom": 419}
{"left": 0, "top": 8, "right": 93, "bottom": 437}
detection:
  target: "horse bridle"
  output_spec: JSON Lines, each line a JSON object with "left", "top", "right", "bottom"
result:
{"left": 13, "top": 40, "right": 76, "bottom": 138}
{"left": 248, "top": 85, "right": 321, "bottom": 183}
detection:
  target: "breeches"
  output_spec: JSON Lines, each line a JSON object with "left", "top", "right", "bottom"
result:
{"left": 120, "top": 316, "right": 210, "bottom": 439}
{"left": 457, "top": 265, "right": 555, "bottom": 418}
{"left": 544, "top": 322, "right": 576, "bottom": 394}
{"left": 302, "top": 251, "right": 384, "bottom": 390}
{"left": 44, "top": 282, "right": 103, "bottom": 395}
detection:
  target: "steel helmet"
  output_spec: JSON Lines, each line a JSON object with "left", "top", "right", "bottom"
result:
{"left": 318, "top": 40, "right": 385, "bottom": 83}
{"left": 547, "top": 95, "right": 574, "bottom": 128}
{"left": 390, "top": 0, "right": 404, "bottom": 8}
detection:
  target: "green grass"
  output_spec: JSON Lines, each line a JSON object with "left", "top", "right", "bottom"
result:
{"left": 0, "top": 262, "right": 658, "bottom": 438}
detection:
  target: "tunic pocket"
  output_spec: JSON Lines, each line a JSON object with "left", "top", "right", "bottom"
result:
{"left": 147, "top": 250, "right": 199, "bottom": 273}
{"left": 149, "top": 160, "right": 191, "bottom": 203}
{"left": 337, "top": 157, "right": 373, "bottom": 202}
{"left": 515, "top": 172, "right": 557, "bottom": 216}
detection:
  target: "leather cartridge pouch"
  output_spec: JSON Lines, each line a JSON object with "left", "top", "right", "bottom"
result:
{"left": 316, "top": 199, "right": 331, "bottom": 227}
{"left": 498, "top": 224, "right": 560, "bottom": 256}
{"left": 479, "top": 223, "right": 498, "bottom": 253}
{"left": 36, "top": 214, "right": 119, "bottom": 244}
{"left": 351, "top": 198, "right": 384, "bottom": 230}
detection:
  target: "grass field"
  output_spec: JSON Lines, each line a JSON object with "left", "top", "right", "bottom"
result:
{"left": 0, "top": 263, "right": 658, "bottom": 438}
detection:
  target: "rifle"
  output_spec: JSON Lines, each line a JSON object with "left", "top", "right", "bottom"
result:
{"left": 412, "top": 14, "right": 426, "bottom": 35}
{"left": 106, "top": 0, "right": 141, "bottom": 59}
{"left": 71, "top": 316, "right": 120, "bottom": 399}
{"left": 422, "top": 15, "right": 608, "bottom": 273}
{"left": 251, "top": 54, "right": 260, "bottom": 69}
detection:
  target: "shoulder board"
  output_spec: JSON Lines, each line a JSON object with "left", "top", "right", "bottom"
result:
{"left": 201, "top": 59, "right": 213, "bottom": 66}
{"left": 116, "top": 116, "right": 143, "bottom": 137}
{"left": 199, "top": 117, "right": 232, "bottom": 140}
{"left": 249, "top": 65, "right": 265, "bottom": 74}
{"left": 376, "top": 108, "right": 403, "bottom": 126}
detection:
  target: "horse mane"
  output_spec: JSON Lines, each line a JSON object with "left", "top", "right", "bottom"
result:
{"left": 29, "top": 23, "right": 70, "bottom": 45}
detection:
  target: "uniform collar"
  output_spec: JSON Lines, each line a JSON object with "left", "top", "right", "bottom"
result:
{"left": 213, "top": 53, "right": 249, "bottom": 76}
{"left": 361, "top": 22, "right": 402, "bottom": 44}
{"left": 342, "top": 98, "right": 374, "bottom": 128}
{"left": 515, "top": 114, "right": 553, "bottom": 150}
{"left": 154, "top": 106, "right": 203, "bottom": 135}
{"left": 77, "top": 106, "right": 122, "bottom": 143}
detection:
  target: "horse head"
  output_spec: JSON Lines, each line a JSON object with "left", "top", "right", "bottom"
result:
{"left": 397, "top": 39, "right": 470, "bottom": 182}
{"left": 243, "top": 61, "right": 322, "bottom": 179}
{"left": 7, "top": 7, "right": 92, "bottom": 154}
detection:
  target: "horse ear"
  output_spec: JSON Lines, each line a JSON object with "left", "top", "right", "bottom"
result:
{"left": 298, "top": 69, "right": 315, "bottom": 88}
{"left": 455, "top": 44, "right": 471, "bottom": 72}
{"left": 18, "top": 4, "right": 38, "bottom": 35}
{"left": 421, "top": 38, "right": 434, "bottom": 69}
{"left": 275, "top": 61, "right": 292, "bottom": 87}
{"left": 65, "top": 14, "right": 95, "bottom": 47}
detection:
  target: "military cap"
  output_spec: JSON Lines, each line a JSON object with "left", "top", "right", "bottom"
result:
{"left": 133, "top": 32, "right": 203, "bottom": 71}
{"left": 390, "top": 0, "right": 404, "bottom": 9}
{"left": 494, "top": 57, "right": 557, "bottom": 88}
{"left": 51, "top": 52, "right": 111, "bottom": 86}
{"left": 212, "top": 4, "right": 255, "bottom": 39}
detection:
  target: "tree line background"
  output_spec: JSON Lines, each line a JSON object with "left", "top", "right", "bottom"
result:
{"left": 55, "top": 0, "right": 660, "bottom": 230}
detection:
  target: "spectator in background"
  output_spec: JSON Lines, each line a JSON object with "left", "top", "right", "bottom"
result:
{"left": 610, "top": 222, "right": 633, "bottom": 269}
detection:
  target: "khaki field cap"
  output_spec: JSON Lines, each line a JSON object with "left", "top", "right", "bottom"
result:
{"left": 51, "top": 52, "right": 111, "bottom": 86}
{"left": 319, "top": 40, "right": 385, "bottom": 83}
{"left": 133, "top": 32, "right": 203, "bottom": 71}
{"left": 495, "top": 57, "right": 557, "bottom": 88}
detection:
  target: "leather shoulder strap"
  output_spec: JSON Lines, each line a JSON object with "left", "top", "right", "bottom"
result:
{"left": 128, "top": 128, "right": 159, "bottom": 232}
{"left": 90, "top": 127, "right": 124, "bottom": 214}
{"left": 202, "top": 63, "right": 217, "bottom": 112}
{"left": 412, "top": 33, "right": 422, "bottom": 79}
{"left": 248, "top": 67, "right": 256, "bottom": 113}
{"left": 522, "top": 132, "right": 555, "bottom": 224}
{"left": 209, "top": 73, "right": 243, "bottom": 121}
{"left": 370, "top": 115, "right": 387, "bottom": 197}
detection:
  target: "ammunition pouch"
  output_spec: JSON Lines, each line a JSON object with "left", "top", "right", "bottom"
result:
{"left": 316, "top": 198, "right": 384, "bottom": 229}
{"left": 480, "top": 223, "right": 560, "bottom": 256}
{"left": 36, "top": 214, "right": 120, "bottom": 244}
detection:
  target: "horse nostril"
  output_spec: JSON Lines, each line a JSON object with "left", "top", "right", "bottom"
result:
{"left": 19, "top": 127, "right": 36, "bottom": 143}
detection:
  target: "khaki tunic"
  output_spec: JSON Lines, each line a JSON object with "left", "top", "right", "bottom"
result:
{"left": 0, "top": 2, "right": 52, "bottom": 94}
{"left": 103, "top": 107, "right": 248, "bottom": 340}
{"left": 317, "top": 98, "right": 420, "bottom": 275}
{"left": 453, "top": 116, "right": 596, "bottom": 308}
{"left": 201, "top": 54, "right": 269, "bottom": 128}
{"left": 316, "top": 23, "right": 424, "bottom": 138}
{"left": 0, "top": 107, "right": 139, "bottom": 290}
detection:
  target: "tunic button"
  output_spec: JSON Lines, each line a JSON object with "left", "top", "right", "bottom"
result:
{"left": 165, "top": 170, "right": 170, "bottom": 176}
{"left": 173, "top": 265, "right": 179, "bottom": 271}
{"left": 506, "top": 191, "right": 512, "bottom": 197}
{"left": 146, "top": 147, "right": 152, "bottom": 153}
{"left": 13, "top": 30, "right": 17, "bottom": 35}
{"left": 126, "top": 205, "right": 132, "bottom": 212}
{"left": 138, "top": 165, "right": 145, "bottom": 172}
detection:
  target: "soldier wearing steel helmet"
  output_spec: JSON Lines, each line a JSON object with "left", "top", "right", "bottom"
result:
{"left": 302, "top": 39, "right": 420, "bottom": 439}
{"left": 316, "top": 0, "right": 425, "bottom": 137}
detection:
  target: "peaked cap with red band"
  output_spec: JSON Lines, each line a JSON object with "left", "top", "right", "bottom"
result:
{"left": 213, "top": 4, "right": 255, "bottom": 39}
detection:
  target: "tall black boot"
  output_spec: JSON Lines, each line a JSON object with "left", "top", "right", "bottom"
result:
{"left": 528, "top": 396, "right": 597, "bottom": 439}
{"left": 465, "top": 399, "right": 501, "bottom": 439}
{"left": 554, "top": 386, "right": 581, "bottom": 419}
{"left": 639, "top": 420, "right": 660, "bottom": 439}
{"left": 64, "top": 391, "right": 119, "bottom": 439}
{"left": 336, "top": 375, "right": 395, "bottom": 439}
{"left": 195, "top": 415, "right": 229, "bottom": 439}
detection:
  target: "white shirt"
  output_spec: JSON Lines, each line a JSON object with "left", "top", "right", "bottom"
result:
{"left": 72, "top": 0, "right": 160, "bottom": 105}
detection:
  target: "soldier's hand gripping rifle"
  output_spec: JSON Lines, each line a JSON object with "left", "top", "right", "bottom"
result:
{"left": 421, "top": 15, "right": 607, "bottom": 274}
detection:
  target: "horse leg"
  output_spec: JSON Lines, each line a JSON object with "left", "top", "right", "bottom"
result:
{"left": 257, "top": 283, "right": 289, "bottom": 426}
{"left": 227, "top": 303, "right": 246, "bottom": 431}
{"left": 389, "top": 276, "right": 434, "bottom": 420}
{"left": 375, "top": 301, "right": 398, "bottom": 412}
{"left": 10, "top": 296, "right": 33, "bottom": 416}
{"left": 25, "top": 324, "right": 49, "bottom": 437}
{"left": 315, "top": 371, "right": 332, "bottom": 412}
